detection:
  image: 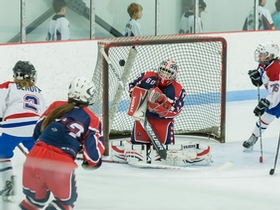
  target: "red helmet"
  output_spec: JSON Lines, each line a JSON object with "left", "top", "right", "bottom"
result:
{"left": 157, "top": 59, "right": 178, "bottom": 86}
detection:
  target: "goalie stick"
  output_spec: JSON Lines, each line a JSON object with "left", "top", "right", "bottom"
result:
{"left": 128, "top": 161, "right": 233, "bottom": 172}
{"left": 140, "top": 118, "right": 167, "bottom": 160}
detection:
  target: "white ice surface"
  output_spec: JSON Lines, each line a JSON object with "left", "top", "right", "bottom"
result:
{"left": 3, "top": 100, "right": 280, "bottom": 210}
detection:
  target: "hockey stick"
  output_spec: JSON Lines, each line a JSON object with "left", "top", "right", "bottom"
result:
{"left": 269, "top": 132, "right": 280, "bottom": 175}
{"left": 258, "top": 84, "right": 264, "bottom": 163}
{"left": 140, "top": 117, "right": 167, "bottom": 160}
{"left": 17, "top": 144, "right": 27, "bottom": 156}
{"left": 100, "top": 48, "right": 127, "bottom": 93}
{"left": 128, "top": 161, "right": 233, "bottom": 172}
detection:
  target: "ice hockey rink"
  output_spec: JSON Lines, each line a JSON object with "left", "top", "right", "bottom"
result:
{"left": 2, "top": 99, "right": 280, "bottom": 210}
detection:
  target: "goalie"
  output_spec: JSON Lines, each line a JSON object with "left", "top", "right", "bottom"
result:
{"left": 111, "top": 59, "right": 212, "bottom": 165}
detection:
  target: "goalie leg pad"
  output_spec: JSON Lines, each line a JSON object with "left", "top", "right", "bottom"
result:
{"left": 182, "top": 145, "right": 212, "bottom": 166}
{"left": 148, "top": 146, "right": 162, "bottom": 164}
{"left": 166, "top": 144, "right": 197, "bottom": 162}
{"left": 124, "top": 144, "right": 147, "bottom": 163}
{"left": 159, "top": 143, "right": 212, "bottom": 166}
{"left": 110, "top": 140, "right": 131, "bottom": 163}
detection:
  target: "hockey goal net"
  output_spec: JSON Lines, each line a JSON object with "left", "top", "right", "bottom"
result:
{"left": 91, "top": 35, "right": 227, "bottom": 155}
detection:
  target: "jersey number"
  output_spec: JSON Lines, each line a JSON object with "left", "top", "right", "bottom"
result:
{"left": 23, "top": 94, "right": 40, "bottom": 113}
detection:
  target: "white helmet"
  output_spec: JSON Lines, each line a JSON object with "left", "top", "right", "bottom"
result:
{"left": 68, "top": 76, "right": 95, "bottom": 103}
{"left": 254, "top": 42, "right": 279, "bottom": 63}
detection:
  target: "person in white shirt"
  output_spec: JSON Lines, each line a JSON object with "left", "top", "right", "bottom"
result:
{"left": 124, "top": 3, "right": 143, "bottom": 37}
{"left": 0, "top": 60, "right": 45, "bottom": 202}
{"left": 243, "top": 0, "right": 275, "bottom": 30}
{"left": 47, "top": 0, "right": 70, "bottom": 41}
{"left": 178, "top": 0, "right": 207, "bottom": 34}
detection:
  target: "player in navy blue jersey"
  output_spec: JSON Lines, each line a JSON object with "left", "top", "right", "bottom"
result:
{"left": 19, "top": 76, "right": 104, "bottom": 210}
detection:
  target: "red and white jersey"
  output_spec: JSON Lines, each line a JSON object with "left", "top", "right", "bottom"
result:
{"left": 124, "top": 19, "right": 142, "bottom": 37}
{"left": 178, "top": 12, "right": 203, "bottom": 33}
{"left": 0, "top": 81, "right": 45, "bottom": 137}
{"left": 46, "top": 14, "right": 70, "bottom": 41}
{"left": 259, "top": 60, "right": 280, "bottom": 109}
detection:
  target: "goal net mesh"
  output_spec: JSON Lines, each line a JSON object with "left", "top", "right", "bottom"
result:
{"left": 91, "top": 35, "right": 226, "bottom": 147}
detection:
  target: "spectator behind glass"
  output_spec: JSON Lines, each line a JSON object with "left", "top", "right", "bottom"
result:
{"left": 124, "top": 3, "right": 143, "bottom": 37}
{"left": 178, "top": 0, "right": 207, "bottom": 34}
{"left": 47, "top": 0, "right": 70, "bottom": 41}
{"left": 273, "top": 0, "right": 280, "bottom": 29}
{"left": 243, "top": 0, "right": 275, "bottom": 30}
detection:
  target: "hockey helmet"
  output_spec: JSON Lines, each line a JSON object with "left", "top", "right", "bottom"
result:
{"left": 254, "top": 42, "right": 279, "bottom": 64}
{"left": 157, "top": 59, "right": 178, "bottom": 86}
{"left": 68, "top": 76, "right": 95, "bottom": 103}
{"left": 12, "top": 60, "right": 37, "bottom": 82}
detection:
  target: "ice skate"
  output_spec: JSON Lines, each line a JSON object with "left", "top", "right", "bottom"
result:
{"left": 0, "top": 175, "right": 16, "bottom": 203}
{"left": 243, "top": 134, "right": 258, "bottom": 151}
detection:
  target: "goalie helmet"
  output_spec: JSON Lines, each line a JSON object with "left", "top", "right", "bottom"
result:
{"left": 254, "top": 42, "right": 279, "bottom": 64}
{"left": 12, "top": 60, "right": 37, "bottom": 82}
{"left": 68, "top": 76, "right": 95, "bottom": 103}
{"left": 157, "top": 59, "right": 178, "bottom": 86}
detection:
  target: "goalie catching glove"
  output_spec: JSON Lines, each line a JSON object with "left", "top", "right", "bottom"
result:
{"left": 147, "top": 87, "right": 173, "bottom": 117}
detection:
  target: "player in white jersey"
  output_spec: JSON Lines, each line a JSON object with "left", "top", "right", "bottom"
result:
{"left": 46, "top": 0, "right": 70, "bottom": 41}
{"left": 178, "top": 0, "right": 207, "bottom": 34}
{"left": 124, "top": 3, "right": 143, "bottom": 37}
{"left": 0, "top": 61, "right": 45, "bottom": 202}
{"left": 243, "top": 42, "right": 280, "bottom": 150}
{"left": 243, "top": 0, "right": 275, "bottom": 30}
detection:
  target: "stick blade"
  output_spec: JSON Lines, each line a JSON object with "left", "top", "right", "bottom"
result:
{"left": 269, "top": 168, "right": 275, "bottom": 175}
{"left": 259, "top": 156, "right": 263, "bottom": 163}
{"left": 158, "top": 150, "right": 167, "bottom": 160}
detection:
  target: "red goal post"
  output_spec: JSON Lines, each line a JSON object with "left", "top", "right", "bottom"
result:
{"left": 91, "top": 35, "right": 227, "bottom": 156}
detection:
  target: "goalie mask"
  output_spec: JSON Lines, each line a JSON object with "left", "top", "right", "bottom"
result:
{"left": 13, "top": 60, "right": 37, "bottom": 82}
{"left": 254, "top": 42, "right": 279, "bottom": 64}
{"left": 157, "top": 59, "right": 178, "bottom": 86}
{"left": 68, "top": 76, "right": 95, "bottom": 104}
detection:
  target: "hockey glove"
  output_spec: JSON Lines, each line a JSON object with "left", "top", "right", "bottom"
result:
{"left": 248, "top": 70, "right": 263, "bottom": 87}
{"left": 81, "top": 159, "right": 102, "bottom": 170}
{"left": 253, "top": 98, "right": 270, "bottom": 116}
{"left": 147, "top": 87, "right": 166, "bottom": 104}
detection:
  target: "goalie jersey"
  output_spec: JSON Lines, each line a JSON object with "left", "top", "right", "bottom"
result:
{"left": 129, "top": 71, "right": 186, "bottom": 120}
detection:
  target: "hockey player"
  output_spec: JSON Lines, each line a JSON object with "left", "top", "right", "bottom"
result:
{"left": 47, "top": 0, "right": 70, "bottom": 41}
{"left": 19, "top": 76, "right": 105, "bottom": 210}
{"left": 243, "top": 42, "right": 280, "bottom": 150}
{"left": 111, "top": 59, "right": 212, "bottom": 165}
{"left": 0, "top": 60, "right": 45, "bottom": 202}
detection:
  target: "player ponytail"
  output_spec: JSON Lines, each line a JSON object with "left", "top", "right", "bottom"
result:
{"left": 40, "top": 99, "right": 88, "bottom": 131}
